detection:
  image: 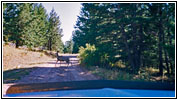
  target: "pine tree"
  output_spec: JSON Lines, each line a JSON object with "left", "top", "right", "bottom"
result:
{"left": 64, "top": 40, "right": 73, "bottom": 53}
{"left": 3, "top": 3, "right": 23, "bottom": 47}
{"left": 47, "top": 8, "right": 63, "bottom": 51}
{"left": 72, "top": 3, "right": 175, "bottom": 75}
{"left": 18, "top": 3, "right": 33, "bottom": 47}
{"left": 24, "top": 3, "right": 49, "bottom": 48}
{"left": 3, "top": 3, "right": 64, "bottom": 51}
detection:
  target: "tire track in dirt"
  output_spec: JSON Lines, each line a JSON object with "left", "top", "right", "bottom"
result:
{"left": 3, "top": 54, "right": 99, "bottom": 95}
{"left": 17, "top": 57, "right": 98, "bottom": 84}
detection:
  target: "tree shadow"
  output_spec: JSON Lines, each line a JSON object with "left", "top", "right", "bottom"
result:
{"left": 3, "top": 66, "right": 70, "bottom": 84}
{"left": 3, "top": 62, "right": 96, "bottom": 85}
{"left": 3, "top": 67, "right": 36, "bottom": 84}
{"left": 47, "top": 61, "right": 79, "bottom": 65}
{"left": 4, "top": 65, "right": 175, "bottom": 95}
{"left": 3, "top": 54, "right": 82, "bottom": 84}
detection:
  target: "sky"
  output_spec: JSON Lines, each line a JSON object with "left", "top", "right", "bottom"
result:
{"left": 42, "top": 3, "right": 82, "bottom": 43}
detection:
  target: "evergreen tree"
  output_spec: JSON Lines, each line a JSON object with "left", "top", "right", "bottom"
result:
{"left": 3, "top": 3, "right": 22, "bottom": 47}
{"left": 18, "top": 3, "right": 33, "bottom": 47}
{"left": 72, "top": 3, "right": 175, "bottom": 75}
{"left": 64, "top": 40, "right": 73, "bottom": 53}
{"left": 24, "top": 3, "right": 49, "bottom": 48}
{"left": 47, "top": 8, "right": 63, "bottom": 51}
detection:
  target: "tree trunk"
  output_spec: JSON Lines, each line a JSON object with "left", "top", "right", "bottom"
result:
{"left": 16, "top": 40, "right": 19, "bottom": 48}
{"left": 168, "top": 28, "right": 174, "bottom": 74}
{"left": 48, "top": 37, "right": 52, "bottom": 51}
{"left": 158, "top": 6, "right": 164, "bottom": 76}
{"left": 170, "top": 61, "right": 174, "bottom": 74}
{"left": 163, "top": 30, "right": 170, "bottom": 74}
{"left": 131, "top": 5, "right": 141, "bottom": 74}
{"left": 121, "top": 26, "right": 134, "bottom": 72}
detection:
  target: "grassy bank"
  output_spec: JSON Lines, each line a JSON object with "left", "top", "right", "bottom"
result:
{"left": 84, "top": 65, "right": 175, "bottom": 83}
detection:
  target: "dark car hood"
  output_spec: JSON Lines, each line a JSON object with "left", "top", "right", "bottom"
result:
{"left": 5, "top": 80, "right": 175, "bottom": 97}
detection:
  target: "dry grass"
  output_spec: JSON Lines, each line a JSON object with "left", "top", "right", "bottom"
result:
{"left": 85, "top": 66, "right": 175, "bottom": 83}
{"left": 3, "top": 44, "right": 55, "bottom": 83}
{"left": 86, "top": 66, "right": 129, "bottom": 80}
{"left": 3, "top": 45, "right": 53, "bottom": 71}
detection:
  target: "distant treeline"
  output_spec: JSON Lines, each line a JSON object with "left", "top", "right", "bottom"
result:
{"left": 72, "top": 3, "right": 175, "bottom": 75}
{"left": 3, "top": 3, "right": 73, "bottom": 53}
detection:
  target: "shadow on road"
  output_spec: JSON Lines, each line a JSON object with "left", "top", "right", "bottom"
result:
{"left": 47, "top": 61, "right": 79, "bottom": 65}
{"left": 3, "top": 61, "right": 97, "bottom": 84}
{"left": 3, "top": 54, "right": 99, "bottom": 95}
{"left": 3, "top": 67, "right": 67, "bottom": 84}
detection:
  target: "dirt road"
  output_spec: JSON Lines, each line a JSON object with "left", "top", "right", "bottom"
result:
{"left": 17, "top": 54, "right": 98, "bottom": 83}
{"left": 3, "top": 54, "right": 99, "bottom": 95}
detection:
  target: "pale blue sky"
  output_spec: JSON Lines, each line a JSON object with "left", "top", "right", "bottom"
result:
{"left": 42, "top": 3, "right": 82, "bottom": 43}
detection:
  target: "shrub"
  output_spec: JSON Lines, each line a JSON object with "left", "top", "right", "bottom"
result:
{"left": 79, "top": 43, "right": 98, "bottom": 66}
{"left": 79, "top": 43, "right": 114, "bottom": 68}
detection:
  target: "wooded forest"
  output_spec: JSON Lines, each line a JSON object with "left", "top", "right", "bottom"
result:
{"left": 72, "top": 3, "right": 175, "bottom": 76}
{"left": 3, "top": 3, "right": 65, "bottom": 52}
{"left": 3, "top": 3, "right": 175, "bottom": 79}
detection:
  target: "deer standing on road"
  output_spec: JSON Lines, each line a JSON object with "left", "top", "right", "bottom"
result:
{"left": 55, "top": 51, "right": 70, "bottom": 67}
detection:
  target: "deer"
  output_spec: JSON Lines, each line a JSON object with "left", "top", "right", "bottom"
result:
{"left": 55, "top": 51, "right": 70, "bottom": 67}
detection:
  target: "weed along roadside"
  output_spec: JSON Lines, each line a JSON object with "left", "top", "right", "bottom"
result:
{"left": 3, "top": 3, "right": 175, "bottom": 84}
{"left": 78, "top": 44, "right": 175, "bottom": 83}
{"left": 2, "top": 2, "right": 175, "bottom": 98}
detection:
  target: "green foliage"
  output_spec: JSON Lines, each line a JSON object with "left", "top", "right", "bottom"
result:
{"left": 47, "top": 8, "right": 64, "bottom": 51}
{"left": 164, "top": 44, "right": 175, "bottom": 61}
{"left": 3, "top": 3, "right": 23, "bottom": 47}
{"left": 73, "top": 3, "right": 175, "bottom": 75}
{"left": 23, "top": 4, "right": 49, "bottom": 48}
{"left": 3, "top": 3, "right": 64, "bottom": 52}
{"left": 79, "top": 43, "right": 98, "bottom": 66}
{"left": 64, "top": 40, "right": 73, "bottom": 53}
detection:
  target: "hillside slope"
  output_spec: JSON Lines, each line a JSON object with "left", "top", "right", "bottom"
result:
{"left": 3, "top": 45, "right": 53, "bottom": 71}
